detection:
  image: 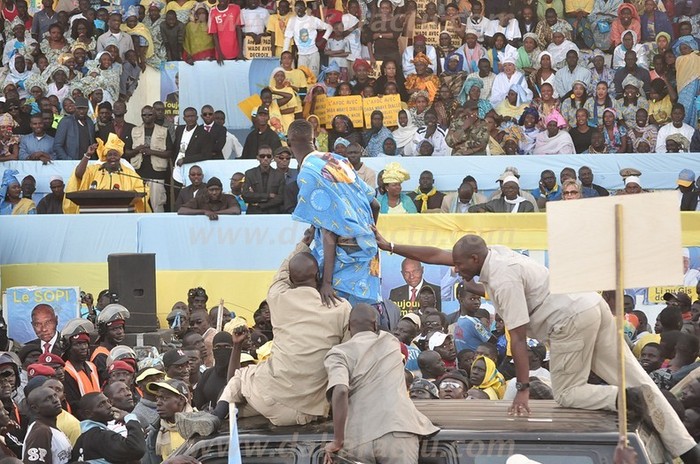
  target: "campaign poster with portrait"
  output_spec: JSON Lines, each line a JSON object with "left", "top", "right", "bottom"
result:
{"left": 3, "top": 287, "right": 80, "bottom": 343}
{"left": 161, "top": 61, "right": 179, "bottom": 125}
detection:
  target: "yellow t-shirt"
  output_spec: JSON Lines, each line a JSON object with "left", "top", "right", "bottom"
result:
{"left": 57, "top": 410, "right": 81, "bottom": 446}
{"left": 266, "top": 13, "right": 293, "bottom": 49}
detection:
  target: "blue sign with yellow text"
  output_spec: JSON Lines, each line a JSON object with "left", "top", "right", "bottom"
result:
{"left": 3, "top": 287, "right": 80, "bottom": 343}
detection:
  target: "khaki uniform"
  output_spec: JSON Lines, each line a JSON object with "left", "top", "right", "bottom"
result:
{"left": 325, "top": 331, "right": 439, "bottom": 463}
{"left": 479, "top": 246, "right": 697, "bottom": 458}
{"left": 220, "top": 243, "right": 351, "bottom": 426}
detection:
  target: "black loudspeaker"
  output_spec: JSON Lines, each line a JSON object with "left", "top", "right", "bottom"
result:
{"left": 108, "top": 253, "right": 158, "bottom": 333}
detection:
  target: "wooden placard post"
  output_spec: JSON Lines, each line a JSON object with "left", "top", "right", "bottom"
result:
{"left": 216, "top": 298, "right": 225, "bottom": 332}
{"left": 547, "top": 191, "right": 683, "bottom": 445}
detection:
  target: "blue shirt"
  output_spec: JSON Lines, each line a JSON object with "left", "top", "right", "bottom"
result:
{"left": 531, "top": 185, "right": 562, "bottom": 202}
{"left": 19, "top": 134, "right": 55, "bottom": 160}
{"left": 453, "top": 315, "right": 492, "bottom": 352}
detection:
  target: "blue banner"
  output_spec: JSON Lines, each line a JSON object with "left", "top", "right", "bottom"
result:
{"left": 3, "top": 287, "right": 81, "bottom": 343}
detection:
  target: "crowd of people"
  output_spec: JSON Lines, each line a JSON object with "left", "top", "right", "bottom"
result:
{"left": 0, "top": 0, "right": 697, "bottom": 214}
{"left": 1, "top": 236, "right": 700, "bottom": 463}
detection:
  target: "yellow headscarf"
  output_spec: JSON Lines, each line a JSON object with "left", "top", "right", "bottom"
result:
{"left": 411, "top": 52, "right": 432, "bottom": 66}
{"left": 382, "top": 162, "right": 410, "bottom": 184}
{"left": 96, "top": 133, "right": 125, "bottom": 162}
{"left": 120, "top": 22, "right": 155, "bottom": 59}
{"left": 471, "top": 355, "right": 506, "bottom": 399}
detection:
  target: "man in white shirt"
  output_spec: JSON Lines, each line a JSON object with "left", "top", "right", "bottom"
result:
{"left": 214, "top": 110, "right": 243, "bottom": 159}
{"left": 96, "top": 12, "right": 134, "bottom": 60}
{"left": 656, "top": 104, "right": 696, "bottom": 153}
{"left": 401, "top": 34, "right": 438, "bottom": 77}
{"left": 683, "top": 248, "right": 700, "bottom": 286}
{"left": 408, "top": 112, "right": 451, "bottom": 157}
{"left": 241, "top": 0, "right": 270, "bottom": 39}
{"left": 30, "top": 304, "right": 61, "bottom": 355}
{"left": 465, "top": 1, "right": 488, "bottom": 42}
{"left": 484, "top": 15, "right": 521, "bottom": 42}
{"left": 24, "top": 386, "right": 72, "bottom": 464}
{"left": 283, "top": 0, "right": 332, "bottom": 76}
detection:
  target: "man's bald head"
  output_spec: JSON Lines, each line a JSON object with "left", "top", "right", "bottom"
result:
{"left": 451, "top": 235, "right": 488, "bottom": 281}
{"left": 289, "top": 252, "right": 319, "bottom": 288}
{"left": 349, "top": 303, "right": 377, "bottom": 336}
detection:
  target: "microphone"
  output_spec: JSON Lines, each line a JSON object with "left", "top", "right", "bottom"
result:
{"left": 89, "top": 181, "right": 98, "bottom": 190}
{"left": 113, "top": 184, "right": 120, "bottom": 190}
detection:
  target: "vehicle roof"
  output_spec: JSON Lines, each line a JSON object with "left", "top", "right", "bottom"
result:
{"left": 227, "top": 400, "right": 636, "bottom": 440}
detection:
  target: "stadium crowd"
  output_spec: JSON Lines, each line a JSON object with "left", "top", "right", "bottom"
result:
{"left": 0, "top": 0, "right": 699, "bottom": 461}
{"left": 0, "top": 0, "right": 698, "bottom": 213}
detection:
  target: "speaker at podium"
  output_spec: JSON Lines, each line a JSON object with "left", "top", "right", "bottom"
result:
{"left": 108, "top": 253, "right": 159, "bottom": 333}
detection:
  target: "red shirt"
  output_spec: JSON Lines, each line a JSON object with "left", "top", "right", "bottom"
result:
{"left": 2, "top": 5, "right": 18, "bottom": 22}
{"left": 208, "top": 4, "right": 243, "bottom": 60}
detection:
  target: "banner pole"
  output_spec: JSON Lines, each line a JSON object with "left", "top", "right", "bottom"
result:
{"left": 614, "top": 203, "right": 628, "bottom": 445}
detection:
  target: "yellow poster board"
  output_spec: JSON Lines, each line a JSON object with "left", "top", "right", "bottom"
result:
{"left": 445, "top": 18, "right": 464, "bottom": 47}
{"left": 324, "top": 95, "right": 364, "bottom": 129}
{"left": 313, "top": 94, "right": 328, "bottom": 126}
{"left": 647, "top": 286, "right": 698, "bottom": 304}
{"left": 237, "top": 94, "right": 263, "bottom": 121}
{"left": 362, "top": 95, "right": 402, "bottom": 128}
{"left": 414, "top": 22, "right": 440, "bottom": 46}
{"left": 244, "top": 36, "right": 272, "bottom": 59}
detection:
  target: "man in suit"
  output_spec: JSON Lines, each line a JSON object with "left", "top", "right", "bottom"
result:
{"left": 96, "top": 100, "right": 134, "bottom": 147}
{"left": 389, "top": 258, "right": 442, "bottom": 314}
{"left": 242, "top": 145, "right": 285, "bottom": 214}
{"left": 28, "top": 304, "right": 62, "bottom": 355}
{"left": 175, "top": 165, "right": 206, "bottom": 211}
{"left": 175, "top": 105, "right": 226, "bottom": 166}
{"left": 53, "top": 96, "right": 95, "bottom": 160}
{"left": 274, "top": 146, "right": 298, "bottom": 214}
{"left": 241, "top": 106, "right": 282, "bottom": 159}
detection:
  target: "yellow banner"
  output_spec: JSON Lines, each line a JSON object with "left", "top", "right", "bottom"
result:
{"left": 647, "top": 286, "right": 698, "bottom": 303}
{"left": 324, "top": 95, "right": 364, "bottom": 129}
{"left": 363, "top": 95, "right": 402, "bottom": 128}
{"left": 243, "top": 36, "right": 272, "bottom": 59}
{"left": 414, "top": 22, "right": 440, "bottom": 46}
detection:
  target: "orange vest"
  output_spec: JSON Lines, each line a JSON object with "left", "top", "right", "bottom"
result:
{"left": 90, "top": 346, "right": 110, "bottom": 363}
{"left": 64, "top": 361, "right": 100, "bottom": 395}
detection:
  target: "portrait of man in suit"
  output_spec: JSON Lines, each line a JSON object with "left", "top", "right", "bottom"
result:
{"left": 30, "top": 304, "right": 61, "bottom": 355}
{"left": 389, "top": 258, "right": 442, "bottom": 315}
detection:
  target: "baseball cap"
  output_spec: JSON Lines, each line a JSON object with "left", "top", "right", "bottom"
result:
{"left": 663, "top": 292, "right": 692, "bottom": 307}
{"left": 162, "top": 349, "right": 189, "bottom": 368}
{"left": 251, "top": 106, "right": 269, "bottom": 118}
{"left": 678, "top": 169, "right": 696, "bottom": 188}
{"left": 409, "top": 378, "right": 439, "bottom": 399}
{"left": 428, "top": 332, "right": 450, "bottom": 351}
{"left": 501, "top": 175, "right": 519, "bottom": 186}
{"left": 109, "top": 360, "right": 135, "bottom": 374}
{"left": 497, "top": 170, "right": 517, "bottom": 182}
{"left": 438, "top": 370, "right": 469, "bottom": 388}
{"left": 401, "top": 313, "right": 421, "bottom": 330}
{"left": 27, "top": 364, "right": 56, "bottom": 378}
{"left": 274, "top": 146, "right": 292, "bottom": 157}
{"left": 74, "top": 96, "right": 89, "bottom": 108}
{"left": 135, "top": 367, "right": 165, "bottom": 383}
{"left": 38, "top": 353, "right": 65, "bottom": 367}
{"left": 97, "top": 304, "right": 130, "bottom": 327}
{"left": 146, "top": 378, "right": 189, "bottom": 399}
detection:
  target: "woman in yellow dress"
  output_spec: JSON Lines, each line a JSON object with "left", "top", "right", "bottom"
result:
{"left": 405, "top": 52, "right": 441, "bottom": 103}
{"left": 0, "top": 169, "right": 35, "bottom": 215}
{"left": 64, "top": 133, "right": 150, "bottom": 213}
{"left": 268, "top": 67, "right": 302, "bottom": 132}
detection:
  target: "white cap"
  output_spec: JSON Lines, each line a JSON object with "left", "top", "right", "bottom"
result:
{"left": 683, "top": 248, "right": 690, "bottom": 259}
{"left": 401, "top": 313, "right": 421, "bottom": 329}
{"left": 502, "top": 175, "right": 520, "bottom": 186}
{"left": 506, "top": 455, "right": 542, "bottom": 464}
{"left": 49, "top": 175, "right": 63, "bottom": 183}
{"left": 502, "top": 56, "right": 516, "bottom": 65}
{"left": 428, "top": 332, "right": 449, "bottom": 351}
{"left": 624, "top": 176, "right": 641, "bottom": 187}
